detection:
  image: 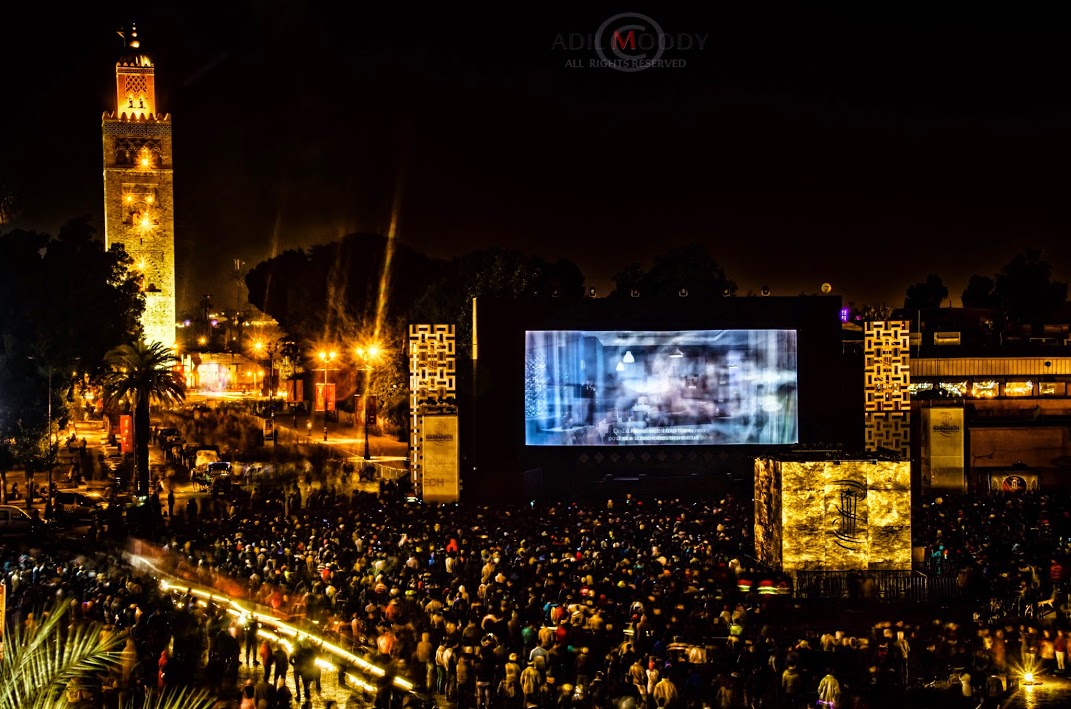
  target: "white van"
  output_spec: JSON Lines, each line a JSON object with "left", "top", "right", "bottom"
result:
{"left": 194, "top": 449, "right": 221, "bottom": 472}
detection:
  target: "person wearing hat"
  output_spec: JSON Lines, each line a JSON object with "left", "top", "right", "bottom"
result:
{"left": 505, "top": 653, "right": 522, "bottom": 682}
{"left": 520, "top": 659, "right": 541, "bottom": 704}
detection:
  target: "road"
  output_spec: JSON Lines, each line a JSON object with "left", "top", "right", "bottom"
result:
{"left": 12, "top": 411, "right": 397, "bottom": 525}
{"left": 1004, "top": 674, "right": 1071, "bottom": 708}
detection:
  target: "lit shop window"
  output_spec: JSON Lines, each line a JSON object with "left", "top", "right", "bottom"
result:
{"left": 971, "top": 380, "right": 998, "bottom": 398}
{"left": 1039, "top": 382, "right": 1063, "bottom": 396}
{"left": 908, "top": 382, "right": 933, "bottom": 395}
{"left": 939, "top": 381, "right": 967, "bottom": 397}
{"left": 1004, "top": 381, "right": 1034, "bottom": 397}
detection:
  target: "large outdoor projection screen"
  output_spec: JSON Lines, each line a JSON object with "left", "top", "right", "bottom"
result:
{"left": 525, "top": 330, "right": 798, "bottom": 446}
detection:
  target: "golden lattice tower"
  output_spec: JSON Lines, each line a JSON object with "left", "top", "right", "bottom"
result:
{"left": 102, "top": 25, "right": 176, "bottom": 350}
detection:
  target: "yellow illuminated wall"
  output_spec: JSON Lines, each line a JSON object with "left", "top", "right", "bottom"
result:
{"left": 102, "top": 37, "right": 175, "bottom": 351}
{"left": 755, "top": 458, "right": 911, "bottom": 572}
{"left": 920, "top": 407, "right": 965, "bottom": 490}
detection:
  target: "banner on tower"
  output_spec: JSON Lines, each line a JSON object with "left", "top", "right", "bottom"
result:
{"left": 356, "top": 396, "right": 378, "bottom": 425}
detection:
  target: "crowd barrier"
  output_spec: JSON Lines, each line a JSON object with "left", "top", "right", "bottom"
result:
{"left": 792, "top": 569, "right": 963, "bottom": 603}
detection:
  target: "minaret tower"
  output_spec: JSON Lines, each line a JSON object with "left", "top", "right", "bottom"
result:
{"left": 102, "top": 25, "right": 176, "bottom": 350}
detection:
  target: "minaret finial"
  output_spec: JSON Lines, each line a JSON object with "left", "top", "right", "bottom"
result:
{"left": 129, "top": 24, "right": 140, "bottom": 50}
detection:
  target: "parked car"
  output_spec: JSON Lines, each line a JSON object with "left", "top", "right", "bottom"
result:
{"left": 53, "top": 491, "right": 108, "bottom": 523}
{"left": 0, "top": 505, "right": 44, "bottom": 535}
{"left": 207, "top": 461, "right": 232, "bottom": 476}
{"left": 210, "top": 472, "right": 233, "bottom": 496}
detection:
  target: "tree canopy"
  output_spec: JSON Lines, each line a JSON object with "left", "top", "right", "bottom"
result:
{"left": 0, "top": 218, "right": 143, "bottom": 469}
{"left": 102, "top": 339, "right": 186, "bottom": 494}
{"left": 609, "top": 244, "right": 736, "bottom": 299}
{"left": 959, "top": 249, "right": 1068, "bottom": 321}
{"left": 903, "top": 274, "right": 948, "bottom": 310}
{"left": 960, "top": 274, "right": 1001, "bottom": 309}
{"left": 994, "top": 249, "right": 1067, "bottom": 322}
{"left": 244, "top": 233, "right": 449, "bottom": 345}
{"left": 412, "top": 248, "right": 586, "bottom": 356}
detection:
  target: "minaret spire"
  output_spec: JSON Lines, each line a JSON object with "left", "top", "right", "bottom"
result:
{"left": 117, "top": 23, "right": 140, "bottom": 49}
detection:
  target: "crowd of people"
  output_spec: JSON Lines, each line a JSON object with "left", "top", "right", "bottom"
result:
{"left": 143, "top": 478, "right": 1069, "bottom": 709}
{"left": 913, "top": 493, "right": 1071, "bottom": 617}
{"left": 11, "top": 419, "right": 1071, "bottom": 709}
{"left": 0, "top": 546, "right": 205, "bottom": 706}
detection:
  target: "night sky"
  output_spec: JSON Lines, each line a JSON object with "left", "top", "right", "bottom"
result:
{"left": 3, "top": 3, "right": 1071, "bottom": 314}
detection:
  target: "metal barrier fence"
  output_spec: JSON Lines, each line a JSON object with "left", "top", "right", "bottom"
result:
{"left": 793, "top": 569, "right": 962, "bottom": 602}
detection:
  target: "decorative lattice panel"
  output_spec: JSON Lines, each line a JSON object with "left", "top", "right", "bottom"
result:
{"left": 864, "top": 321, "right": 910, "bottom": 412}
{"left": 864, "top": 412, "right": 911, "bottom": 458}
{"left": 103, "top": 122, "right": 171, "bottom": 137}
{"left": 864, "top": 321, "right": 911, "bottom": 458}
{"left": 123, "top": 74, "right": 148, "bottom": 97}
{"left": 409, "top": 325, "right": 456, "bottom": 481}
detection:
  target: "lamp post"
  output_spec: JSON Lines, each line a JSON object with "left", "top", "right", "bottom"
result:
{"left": 318, "top": 350, "right": 337, "bottom": 442}
{"left": 253, "top": 340, "right": 277, "bottom": 446}
{"left": 45, "top": 366, "right": 54, "bottom": 520}
{"left": 27, "top": 356, "right": 63, "bottom": 519}
{"left": 354, "top": 344, "right": 380, "bottom": 461}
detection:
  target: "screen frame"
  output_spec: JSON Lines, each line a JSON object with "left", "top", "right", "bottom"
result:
{"left": 523, "top": 328, "right": 799, "bottom": 447}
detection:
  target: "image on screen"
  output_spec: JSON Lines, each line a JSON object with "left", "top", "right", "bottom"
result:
{"left": 524, "top": 330, "right": 798, "bottom": 446}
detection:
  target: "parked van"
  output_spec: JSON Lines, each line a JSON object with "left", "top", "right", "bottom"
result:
{"left": 0, "top": 505, "right": 43, "bottom": 535}
{"left": 194, "top": 449, "right": 221, "bottom": 472}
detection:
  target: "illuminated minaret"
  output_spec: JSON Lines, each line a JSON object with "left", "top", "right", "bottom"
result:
{"left": 102, "top": 25, "right": 176, "bottom": 350}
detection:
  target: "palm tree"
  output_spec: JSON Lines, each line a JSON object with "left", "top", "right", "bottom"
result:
{"left": 101, "top": 340, "right": 186, "bottom": 495}
{"left": 0, "top": 599, "right": 213, "bottom": 709}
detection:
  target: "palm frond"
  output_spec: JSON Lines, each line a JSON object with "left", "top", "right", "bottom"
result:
{"left": 0, "top": 601, "right": 124, "bottom": 709}
{"left": 101, "top": 339, "right": 187, "bottom": 410}
{"left": 127, "top": 686, "right": 217, "bottom": 709}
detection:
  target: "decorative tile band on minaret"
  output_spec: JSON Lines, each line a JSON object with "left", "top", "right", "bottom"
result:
{"left": 102, "top": 24, "right": 176, "bottom": 350}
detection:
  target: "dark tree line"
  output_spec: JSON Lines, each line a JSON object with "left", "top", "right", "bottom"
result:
{"left": 245, "top": 239, "right": 739, "bottom": 356}
{"left": 0, "top": 218, "right": 143, "bottom": 481}
{"left": 903, "top": 249, "right": 1067, "bottom": 323}
{"left": 245, "top": 239, "right": 736, "bottom": 429}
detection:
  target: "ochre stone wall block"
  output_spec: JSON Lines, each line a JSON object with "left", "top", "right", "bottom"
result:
{"left": 755, "top": 457, "right": 911, "bottom": 573}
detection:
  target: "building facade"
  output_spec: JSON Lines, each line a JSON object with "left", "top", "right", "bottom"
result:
{"left": 102, "top": 27, "right": 176, "bottom": 350}
{"left": 902, "top": 308, "right": 1071, "bottom": 492}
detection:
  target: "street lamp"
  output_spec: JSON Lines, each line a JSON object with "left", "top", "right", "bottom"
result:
{"left": 27, "top": 356, "right": 66, "bottom": 520}
{"left": 45, "top": 365, "right": 53, "bottom": 519}
{"left": 253, "top": 340, "right": 278, "bottom": 447}
{"left": 318, "top": 350, "right": 337, "bottom": 441}
{"left": 354, "top": 343, "right": 381, "bottom": 461}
